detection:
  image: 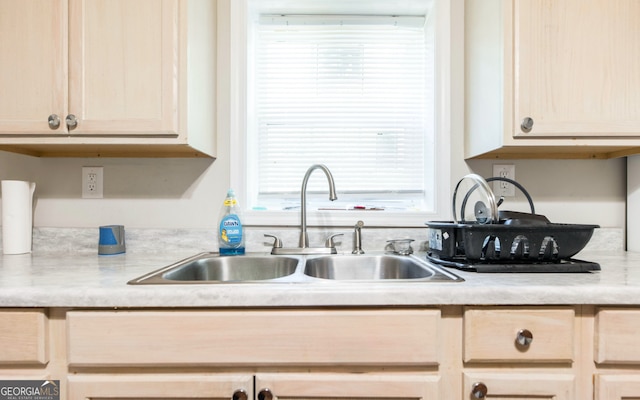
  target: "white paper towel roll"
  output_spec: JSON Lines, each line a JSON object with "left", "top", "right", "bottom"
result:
{"left": 1, "top": 180, "right": 36, "bottom": 254}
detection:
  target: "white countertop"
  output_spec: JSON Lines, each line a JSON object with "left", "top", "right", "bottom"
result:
{"left": 1, "top": 250, "right": 639, "bottom": 308}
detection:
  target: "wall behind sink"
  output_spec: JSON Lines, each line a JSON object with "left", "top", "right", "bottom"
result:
{"left": 0, "top": 144, "right": 625, "bottom": 232}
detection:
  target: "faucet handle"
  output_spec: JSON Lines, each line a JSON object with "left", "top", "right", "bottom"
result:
{"left": 325, "top": 233, "right": 343, "bottom": 248}
{"left": 264, "top": 234, "right": 283, "bottom": 249}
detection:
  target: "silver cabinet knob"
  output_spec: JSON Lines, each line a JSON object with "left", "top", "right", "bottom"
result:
{"left": 65, "top": 114, "right": 78, "bottom": 130}
{"left": 48, "top": 114, "right": 60, "bottom": 129}
{"left": 232, "top": 389, "right": 248, "bottom": 400}
{"left": 471, "top": 382, "right": 488, "bottom": 399}
{"left": 521, "top": 117, "right": 534, "bottom": 132}
{"left": 258, "top": 388, "right": 273, "bottom": 400}
{"left": 516, "top": 328, "right": 533, "bottom": 346}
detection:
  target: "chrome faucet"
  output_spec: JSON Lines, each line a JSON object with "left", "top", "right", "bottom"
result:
{"left": 267, "top": 164, "right": 339, "bottom": 255}
{"left": 352, "top": 220, "right": 365, "bottom": 254}
{"left": 299, "top": 164, "right": 337, "bottom": 247}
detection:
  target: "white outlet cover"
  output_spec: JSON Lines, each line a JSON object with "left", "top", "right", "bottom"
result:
{"left": 82, "top": 166, "right": 104, "bottom": 199}
{"left": 492, "top": 164, "right": 515, "bottom": 197}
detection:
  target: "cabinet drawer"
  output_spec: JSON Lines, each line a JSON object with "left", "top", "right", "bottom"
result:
{"left": 595, "top": 374, "right": 640, "bottom": 399}
{"left": 595, "top": 308, "right": 640, "bottom": 364}
{"left": 464, "top": 307, "right": 574, "bottom": 363}
{"left": 463, "top": 372, "right": 575, "bottom": 399}
{"left": 68, "top": 374, "right": 254, "bottom": 400}
{"left": 0, "top": 309, "right": 48, "bottom": 364}
{"left": 67, "top": 309, "right": 440, "bottom": 367}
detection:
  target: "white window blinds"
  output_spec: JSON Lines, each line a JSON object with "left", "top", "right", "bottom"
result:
{"left": 251, "top": 14, "right": 431, "bottom": 209}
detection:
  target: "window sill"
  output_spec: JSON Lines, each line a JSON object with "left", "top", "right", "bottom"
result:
{"left": 242, "top": 209, "right": 447, "bottom": 228}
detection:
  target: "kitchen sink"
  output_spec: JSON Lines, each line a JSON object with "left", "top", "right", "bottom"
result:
{"left": 128, "top": 253, "right": 302, "bottom": 284}
{"left": 304, "top": 255, "right": 436, "bottom": 280}
{"left": 128, "top": 252, "right": 463, "bottom": 284}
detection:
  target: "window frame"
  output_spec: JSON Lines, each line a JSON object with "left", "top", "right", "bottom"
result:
{"left": 225, "top": 0, "right": 454, "bottom": 228}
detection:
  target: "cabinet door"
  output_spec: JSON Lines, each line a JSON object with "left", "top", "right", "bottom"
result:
{"left": 514, "top": 0, "right": 640, "bottom": 138}
{"left": 463, "top": 372, "right": 575, "bottom": 400}
{"left": 596, "top": 374, "right": 640, "bottom": 400}
{"left": 0, "top": 0, "right": 67, "bottom": 135}
{"left": 67, "top": 374, "right": 253, "bottom": 400}
{"left": 68, "top": 0, "right": 179, "bottom": 136}
{"left": 256, "top": 373, "right": 439, "bottom": 400}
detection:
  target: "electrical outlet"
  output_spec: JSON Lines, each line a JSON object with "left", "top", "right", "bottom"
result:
{"left": 82, "top": 166, "right": 103, "bottom": 199}
{"left": 492, "top": 164, "right": 516, "bottom": 197}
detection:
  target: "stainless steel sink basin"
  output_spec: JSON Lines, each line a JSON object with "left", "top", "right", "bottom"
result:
{"left": 128, "top": 253, "right": 301, "bottom": 284}
{"left": 304, "top": 254, "right": 461, "bottom": 281}
{"left": 128, "top": 252, "right": 462, "bottom": 284}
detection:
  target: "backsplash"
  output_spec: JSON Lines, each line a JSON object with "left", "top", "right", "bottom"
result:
{"left": 0, "top": 226, "right": 624, "bottom": 256}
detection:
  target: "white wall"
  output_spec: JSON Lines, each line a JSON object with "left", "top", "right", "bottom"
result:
{"left": 0, "top": 133, "right": 626, "bottom": 231}
{"left": 629, "top": 155, "right": 640, "bottom": 252}
{"left": 466, "top": 158, "right": 626, "bottom": 228}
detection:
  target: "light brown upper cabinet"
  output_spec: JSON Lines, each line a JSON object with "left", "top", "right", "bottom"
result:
{"left": 465, "top": 0, "right": 640, "bottom": 159}
{"left": 0, "top": 0, "right": 216, "bottom": 157}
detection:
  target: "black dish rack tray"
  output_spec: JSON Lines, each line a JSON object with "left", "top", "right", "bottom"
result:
{"left": 426, "top": 221, "right": 600, "bottom": 272}
{"left": 425, "top": 253, "right": 600, "bottom": 273}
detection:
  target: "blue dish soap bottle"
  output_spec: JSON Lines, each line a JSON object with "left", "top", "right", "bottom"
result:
{"left": 218, "top": 189, "right": 245, "bottom": 255}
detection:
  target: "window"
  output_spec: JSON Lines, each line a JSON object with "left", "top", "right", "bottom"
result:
{"left": 228, "top": 0, "right": 452, "bottom": 227}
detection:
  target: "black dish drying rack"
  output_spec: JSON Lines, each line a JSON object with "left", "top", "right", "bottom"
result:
{"left": 426, "top": 174, "right": 601, "bottom": 273}
{"left": 425, "top": 221, "right": 600, "bottom": 272}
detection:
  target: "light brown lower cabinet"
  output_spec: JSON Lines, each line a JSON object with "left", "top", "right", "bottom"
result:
{"left": 67, "top": 374, "right": 253, "bottom": 400}
{"left": 65, "top": 309, "right": 443, "bottom": 399}
{"left": 595, "top": 375, "right": 640, "bottom": 400}
{"left": 254, "top": 373, "right": 439, "bottom": 400}
{"left": 0, "top": 309, "right": 48, "bottom": 365}
{"left": 66, "top": 309, "right": 440, "bottom": 367}
{"left": 462, "top": 307, "right": 578, "bottom": 399}
{"left": 8, "top": 306, "right": 640, "bottom": 399}
{"left": 66, "top": 373, "right": 438, "bottom": 400}
{"left": 593, "top": 308, "right": 640, "bottom": 399}
{"left": 463, "top": 372, "right": 575, "bottom": 399}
